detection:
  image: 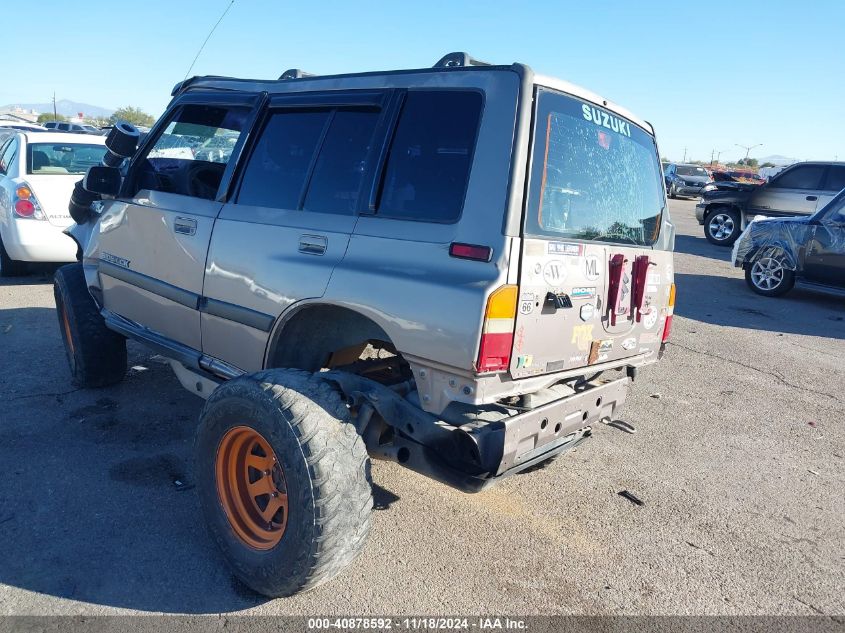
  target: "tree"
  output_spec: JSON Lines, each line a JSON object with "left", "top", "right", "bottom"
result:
{"left": 109, "top": 106, "right": 155, "bottom": 128}
{"left": 760, "top": 162, "right": 776, "bottom": 168}
{"left": 37, "top": 112, "right": 66, "bottom": 124}
{"left": 745, "top": 158, "right": 758, "bottom": 167}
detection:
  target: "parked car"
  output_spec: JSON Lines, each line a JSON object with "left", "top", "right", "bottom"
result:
{"left": 732, "top": 188, "right": 845, "bottom": 297}
{"left": 55, "top": 52, "right": 675, "bottom": 597}
{"left": 696, "top": 161, "right": 845, "bottom": 246}
{"left": 0, "top": 131, "right": 107, "bottom": 275}
{"left": 664, "top": 163, "right": 711, "bottom": 198}
{"left": 0, "top": 121, "right": 47, "bottom": 142}
{"left": 44, "top": 121, "right": 101, "bottom": 135}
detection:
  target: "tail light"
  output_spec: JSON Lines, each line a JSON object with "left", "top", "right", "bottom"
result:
{"left": 13, "top": 184, "right": 45, "bottom": 220}
{"left": 477, "top": 285, "right": 517, "bottom": 373}
{"left": 662, "top": 283, "right": 676, "bottom": 343}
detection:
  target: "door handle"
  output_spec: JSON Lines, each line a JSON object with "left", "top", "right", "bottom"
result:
{"left": 298, "top": 234, "right": 327, "bottom": 255}
{"left": 806, "top": 195, "right": 818, "bottom": 201}
{"left": 173, "top": 217, "right": 197, "bottom": 236}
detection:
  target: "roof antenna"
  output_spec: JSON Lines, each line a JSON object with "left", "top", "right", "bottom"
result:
{"left": 182, "top": 0, "right": 236, "bottom": 82}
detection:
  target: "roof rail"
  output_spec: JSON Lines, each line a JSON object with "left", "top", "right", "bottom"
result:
{"left": 433, "top": 52, "right": 491, "bottom": 68}
{"left": 279, "top": 69, "right": 316, "bottom": 80}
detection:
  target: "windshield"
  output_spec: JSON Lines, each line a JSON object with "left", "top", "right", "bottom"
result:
{"left": 525, "top": 89, "right": 664, "bottom": 246}
{"left": 676, "top": 165, "right": 708, "bottom": 177}
{"left": 27, "top": 143, "right": 107, "bottom": 175}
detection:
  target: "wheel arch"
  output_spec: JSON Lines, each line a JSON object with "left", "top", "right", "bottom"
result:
{"left": 263, "top": 301, "right": 398, "bottom": 372}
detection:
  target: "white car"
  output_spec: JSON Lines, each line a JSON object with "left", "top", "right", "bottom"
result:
{"left": 0, "top": 131, "right": 107, "bottom": 275}
{"left": 0, "top": 120, "right": 47, "bottom": 143}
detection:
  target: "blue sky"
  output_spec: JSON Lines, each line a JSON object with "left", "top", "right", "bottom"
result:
{"left": 4, "top": 0, "right": 843, "bottom": 163}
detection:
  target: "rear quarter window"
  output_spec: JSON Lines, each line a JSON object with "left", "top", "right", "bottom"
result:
{"left": 376, "top": 90, "right": 482, "bottom": 224}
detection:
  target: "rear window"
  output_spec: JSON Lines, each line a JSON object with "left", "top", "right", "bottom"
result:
{"left": 525, "top": 89, "right": 664, "bottom": 246}
{"left": 376, "top": 90, "right": 482, "bottom": 223}
{"left": 27, "top": 143, "right": 107, "bottom": 175}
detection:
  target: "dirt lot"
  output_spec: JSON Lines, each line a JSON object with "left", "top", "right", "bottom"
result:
{"left": 0, "top": 199, "right": 842, "bottom": 616}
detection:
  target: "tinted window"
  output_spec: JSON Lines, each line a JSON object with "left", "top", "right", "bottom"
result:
{"left": 237, "top": 110, "right": 330, "bottom": 209}
{"left": 823, "top": 165, "right": 845, "bottom": 192}
{"left": 377, "top": 91, "right": 482, "bottom": 223}
{"left": 135, "top": 104, "right": 249, "bottom": 200}
{"left": 525, "top": 90, "right": 664, "bottom": 246}
{"left": 304, "top": 110, "right": 380, "bottom": 214}
{"left": 27, "top": 143, "right": 107, "bottom": 175}
{"left": 769, "top": 165, "right": 825, "bottom": 190}
{"left": 676, "top": 165, "right": 708, "bottom": 177}
{"left": 57, "top": 123, "right": 69, "bottom": 131}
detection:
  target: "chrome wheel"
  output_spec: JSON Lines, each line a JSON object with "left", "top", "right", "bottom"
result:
{"left": 708, "top": 213, "right": 735, "bottom": 241}
{"left": 750, "top": 257, "right": 785, "bottom": 291}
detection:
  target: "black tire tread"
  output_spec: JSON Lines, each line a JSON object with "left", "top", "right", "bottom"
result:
{"left": 53, "top": 263, "right": 127, "bottom": 387}
{"left": 197, "top": 369, "right": 372, "bottom": 597}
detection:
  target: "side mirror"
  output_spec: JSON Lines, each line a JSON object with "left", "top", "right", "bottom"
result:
{"left": 83, "top": 165, "right": 122, "bottom": 197}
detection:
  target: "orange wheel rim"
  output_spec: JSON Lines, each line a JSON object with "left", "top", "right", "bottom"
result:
{"left": 215, "top": 426, "right": 288, "bottom": 550}
{"left": 61, "top": 303, "right": 75, "bottom": 356}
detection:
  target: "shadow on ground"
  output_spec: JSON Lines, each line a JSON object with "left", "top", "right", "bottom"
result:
{"left": 0, "top": 305, "right": 402, "bottom": 613}
{"left": 675, "top": 272, "right": 845, "bottom": 339}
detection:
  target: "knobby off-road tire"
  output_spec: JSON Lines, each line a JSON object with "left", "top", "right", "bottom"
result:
{"left": 195, "top": 369, "right": 373, "bottom": 597}
{"left": 53, "top": 263, "right": 127, "bottom": 387}
{"left": 0, "top": 233, "right": 26, "bottom": 277}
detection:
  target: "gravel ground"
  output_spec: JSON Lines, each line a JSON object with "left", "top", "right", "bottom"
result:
{"left": 0, "top": 199, "right": 842, "bottom": 616}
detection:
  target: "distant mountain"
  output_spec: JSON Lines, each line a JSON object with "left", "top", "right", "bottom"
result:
{"left": 0, "top": 99, "right": 114, "bottom": 119}
{"left": 757, "top": 154, "right": 799, "bottom": 166}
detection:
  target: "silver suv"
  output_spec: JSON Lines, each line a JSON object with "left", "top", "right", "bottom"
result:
{"left": 54, "top": 52, "right": 675, "bottom": 597}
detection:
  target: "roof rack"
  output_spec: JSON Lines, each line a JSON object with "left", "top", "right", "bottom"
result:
{"left": 279, "top": 69, "right": 316, "bottom": 80}
{"left": 433, "top": 52, "right": 491, "bottom": 68}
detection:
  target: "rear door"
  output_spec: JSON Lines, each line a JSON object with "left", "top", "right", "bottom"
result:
{"left": 512, "top": 88, "right": 672, "bottom": 379}
{"left": 803, "top": 193, "right": 845, "bottom": 288}
{"left": 201, "top": 91, "right": 388, "bottom": 371}
{"left": 96, "top": 93, "right": 258, "bottom": 351}
{"left": 816, "top": 165, "right": 845, "bottom": 209}
{"left": 747, "top": 164, "right": 827, "bottom": 217}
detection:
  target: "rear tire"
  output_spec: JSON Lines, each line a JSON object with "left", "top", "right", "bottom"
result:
{"left": 704, "top": 207, "right": 741, "bottom": 246}
{"left": 53, "top": 263, "right": 127, "bottom": 387}
{"left": 195, "top": 369, "right": 373, "bottom": 597}
{"left": 0, "top": 233, "right": 27, "bottom": 277}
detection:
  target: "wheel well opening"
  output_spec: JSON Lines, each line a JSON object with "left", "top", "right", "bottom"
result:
{"left": 266, "top": 305, "right": 411, "bottom": 384}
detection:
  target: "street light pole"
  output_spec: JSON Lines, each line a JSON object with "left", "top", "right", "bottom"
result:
{"left": 735, "top": 143, "right": 763, "bottom": 163}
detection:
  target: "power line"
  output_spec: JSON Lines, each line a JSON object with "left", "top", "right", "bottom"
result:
{"left": 183, "top": 0, "right": 236, "bottom": 82}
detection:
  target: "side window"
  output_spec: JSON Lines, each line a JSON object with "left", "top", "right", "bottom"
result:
{"left": 134, "top": 104, "right": 250, "bottom": 200}
{"left": 303, "top": 110, "right": 380, "bottom": 214}
{"left": 236, "top": 108, "right": 381, "bottom": 214}
{"left": 0, "top": 139, "right": 17, "bottom": 174}
{"left": 822, "top": 165, "right": 845, "bottom": 193}
{"left": 57, "top": 123, "right": 69, "bottom": 131}
{"left": 237, "top": 110, "right": 330, "bottom": 210}
{"left": 377, "top": 91, "right": 482, "bottom": 223}
{"left": 768, "top": 165, "right": 825, "bottom": 190}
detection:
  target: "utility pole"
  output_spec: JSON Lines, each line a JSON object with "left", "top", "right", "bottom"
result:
{"left": 682, "top": 147, "right": 687, "bottom": 163}
{"left": 52, "top": 92, "right": 57, "bottom": 121}
{"left": 735, "top": 143, "right": 762, "bottom": 163}
{"left": 711, "top": 148, "right": 728, "bottom": 166}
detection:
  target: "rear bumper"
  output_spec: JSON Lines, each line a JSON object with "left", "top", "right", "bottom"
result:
{"left": 2, "top": 219, "right": 77, "bottom": 262}
{"left": 376, "top": 375, "right": 630, "bottom": 493}
{"left": 695, "top": 203, "right": 706, "bottom": 224}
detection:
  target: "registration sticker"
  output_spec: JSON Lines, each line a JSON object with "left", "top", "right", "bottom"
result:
{"left": 548, "top": 242, "right": 583, "bottom": 256}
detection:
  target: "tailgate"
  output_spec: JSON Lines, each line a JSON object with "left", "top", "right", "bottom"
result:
{"left": 510, "top": 238, "right": 672, "bottom": 378}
